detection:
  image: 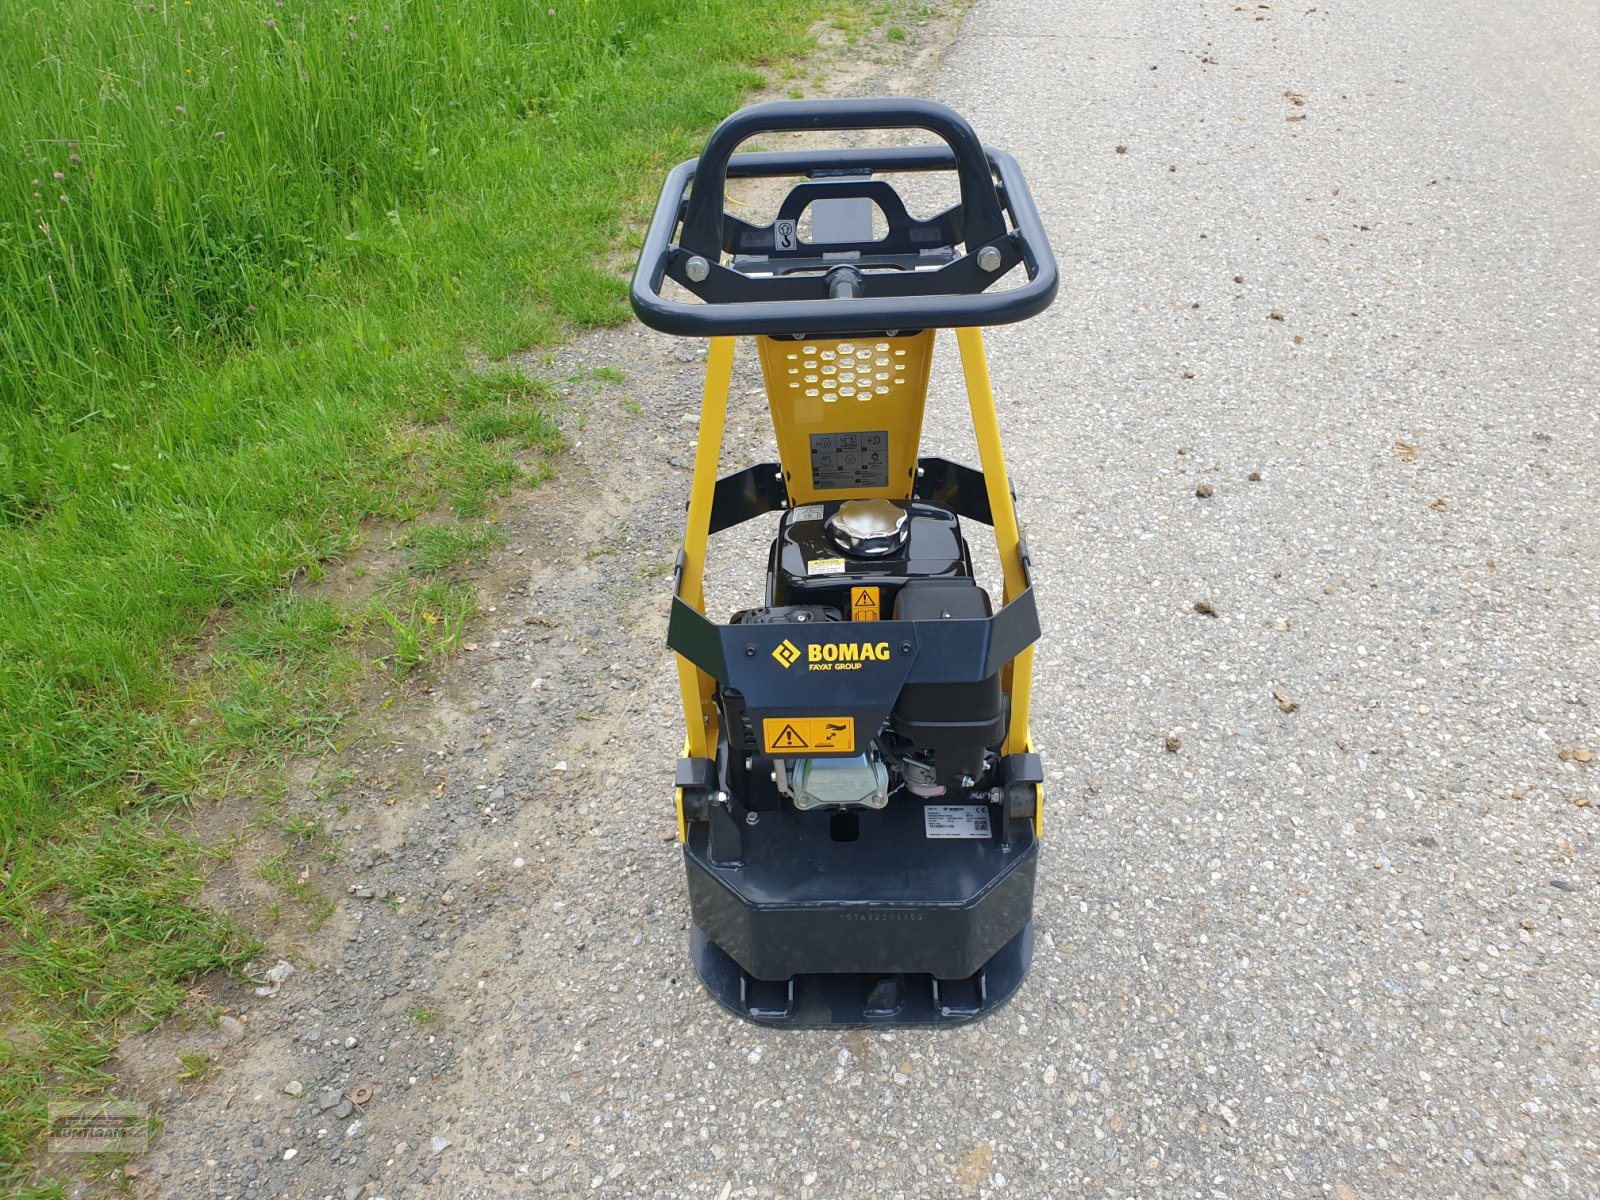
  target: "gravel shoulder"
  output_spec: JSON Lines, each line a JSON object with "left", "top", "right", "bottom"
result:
{"left": 81, "top": 3, "right": 1599, "bottom": 1199}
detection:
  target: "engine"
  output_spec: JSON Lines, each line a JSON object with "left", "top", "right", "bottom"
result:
{"left": 728, "top": 498, "right": 1005, "bottom": 810}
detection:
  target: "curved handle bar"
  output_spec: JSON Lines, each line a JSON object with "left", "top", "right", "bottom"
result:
{"left": 630, "top": 103, "right": 1059, "bottom": 337}
{"left": 679, "top": 98, "right": 1008, "bottom": 260}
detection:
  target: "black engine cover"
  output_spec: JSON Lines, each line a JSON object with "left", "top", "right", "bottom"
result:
{"left": 770, "top": 500, "right": 972, "bottom": 617}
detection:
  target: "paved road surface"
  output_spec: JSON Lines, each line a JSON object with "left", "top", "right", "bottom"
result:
{"left": 135, "top": 2, "right": 1597, "bottom": 1198}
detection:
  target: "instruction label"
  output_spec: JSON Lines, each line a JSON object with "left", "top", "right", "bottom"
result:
{"left": 850, "top": 586, "right": 881, "bottom": 622}
{"left": 923, "top": 805, "right": 992, "bottom": 839}
{"left": 762, "top": 717, "right": 856, "bottom": 755}
{"left": 807, "top": 557, "right": 845, "bottom": 576}
{"left": 809, "top": 431, "right": 889, "bottom": 491}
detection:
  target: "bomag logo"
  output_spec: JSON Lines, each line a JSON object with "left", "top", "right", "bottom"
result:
{"left": 807, "top": 641, "right": 891, "bottom": 672}
{"left": 772, "top": 639, "right": 801, "bottom": 669}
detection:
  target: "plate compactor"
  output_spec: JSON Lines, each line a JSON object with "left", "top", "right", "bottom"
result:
{"left": 631, "top": 98, "right": 1058, "bottom": 1027}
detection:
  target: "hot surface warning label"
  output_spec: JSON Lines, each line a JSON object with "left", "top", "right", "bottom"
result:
{"left": 809, "top": 431, "right": 889, "bottom": 491}
{"left": 762, "top": 717, "right": 856, "bottom": 754}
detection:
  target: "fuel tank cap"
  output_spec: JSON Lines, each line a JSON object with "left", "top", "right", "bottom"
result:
{"left": 824, "top": 499, "right": 909, "bottom": 558}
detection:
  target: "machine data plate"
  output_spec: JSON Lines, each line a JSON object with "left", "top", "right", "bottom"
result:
{"left": 809, "top": 431, "right": 889, "bottom": 491}
{"left": 923, "top": 805, "right": 993, "bottom": 839}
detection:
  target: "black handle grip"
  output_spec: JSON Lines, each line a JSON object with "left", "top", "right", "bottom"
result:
{"left": 629, "top": 102, "right": 1059, "bottom": 337}
{"left": 679, "top": 98, "right": 1008, "bottom": 259}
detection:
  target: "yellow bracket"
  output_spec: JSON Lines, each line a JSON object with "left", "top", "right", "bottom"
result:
{"left": 757, "top": 332, "right": 935, "bottom": 503}
{"left": 672, "top": 337, "right": 736, "bottom": 842}
{"left": 954, "top": 328, "right": 1042, "bottom": 837}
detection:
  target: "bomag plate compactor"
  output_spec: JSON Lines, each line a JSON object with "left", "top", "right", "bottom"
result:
{"left": 631, "top": 98, "right": 1057, "bottom": 1027}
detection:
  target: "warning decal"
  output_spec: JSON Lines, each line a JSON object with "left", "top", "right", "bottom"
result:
{"left": 850, "top": 586, "right": 880, "bottom": 622}
{"left": 762, "top": 716, "right": 856, "bottom": 755}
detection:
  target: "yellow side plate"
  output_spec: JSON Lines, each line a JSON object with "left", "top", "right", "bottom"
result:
{"left": 762, "top": 716, "right": 856, "bottom": 754}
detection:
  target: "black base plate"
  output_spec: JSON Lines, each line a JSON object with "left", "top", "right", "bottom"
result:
{"left": 691, "top": 921, "right": 1033, "bottom": 1028}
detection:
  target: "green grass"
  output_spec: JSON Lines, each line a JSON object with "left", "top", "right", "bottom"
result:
{"left": 0, "top": 0, "right": 869, "bottom": 1191}
{"left": 0, "top": 0, "right": 677, "bottom": 434}
{"left": 401, "top": 523, "right": 506, "bottom": 575}
{"left": 370, "top": 581, "right": 477, "bottom": 673}
{"left": 174, "top": 1051, "right": 214, "bottom": 1083}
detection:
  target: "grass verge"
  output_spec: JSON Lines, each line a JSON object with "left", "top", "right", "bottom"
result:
{"left": 0, "top": 1, "right": 888, "bottom": 1192}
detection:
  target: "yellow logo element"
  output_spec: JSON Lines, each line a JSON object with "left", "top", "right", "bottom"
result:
{"left": 807, "top": 641, "right": 890, "bottom": 664}
{"left": 762, "top": 716, "right": 856, "bottom": 754}
{"left": 772, "top": 639, "right": 801, "bottom": 668}
{"left": 850, "top": 586, "right": 880, "bottom": 622}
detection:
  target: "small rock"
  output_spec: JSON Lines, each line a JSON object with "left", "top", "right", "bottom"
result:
{"left": 346, "top": 1119, "right": 363, "bottom": 1139}
{"left": 440, "top": 891, "right": 454, "bottom": 906}
{"left": 317, "top": 1090, "right": 341, "bottom": 1112}
{"left": 1164, "top": 734, "right": 1182, "bottom": 753}
{"left": 335, "top": 1100, "right": 354, "bottom": 1120}
{"left": 1193, "top": 598, "right": 1219, "bottom": 618}
{"left": 431, "top": 1135, "right": 452, "bottom": 1156}
{"left": 1195, "top": 483, "right": 1214, "bottom": 499}
{"left": 254, "top": 959, "right": 296, "bottom": 998}
{"left": 283, "top": 1147, "right": 298, "bottom": 1160}
{"left": 284, "top": 1081, "right": 304, "bottom": 1098}
{"left": 353, "top": 887, "right": 375, "bottom": 900}
{"left": 488, "top": 785, "right": 506, "bottom": 803}
{"left": 1274, "top": 619, "right": 1290, "bottom": 632}
{"left": 344, "top": 1036, "right": 359, "bottom": 1049}
{"left": 1247, "top": 470, "right": 1261, "bottom": 481}
{"left": 218, "top": 1016, "right": 246, "bottom": 1043}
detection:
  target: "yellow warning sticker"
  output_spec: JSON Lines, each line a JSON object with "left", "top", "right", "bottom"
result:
{"left": 850, "top": 586, "right": 881, "bottom": 622}
{"left": 762, "top": 716, "right": 856, "bottom": 754}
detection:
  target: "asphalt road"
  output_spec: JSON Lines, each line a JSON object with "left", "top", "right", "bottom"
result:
{"left": 133, "top": 2, "right": 1597, "bottom": 1198}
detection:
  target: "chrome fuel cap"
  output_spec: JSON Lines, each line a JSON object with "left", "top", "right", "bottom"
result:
{"left": 825, "top": 499, "right": 909, "bottom": 558}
